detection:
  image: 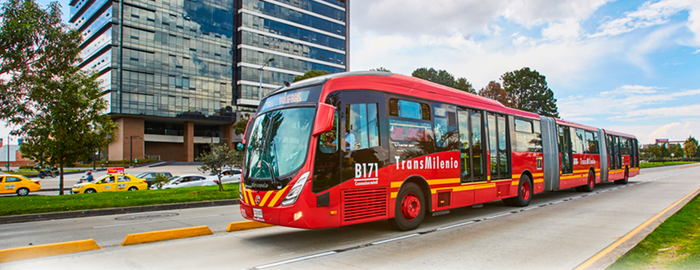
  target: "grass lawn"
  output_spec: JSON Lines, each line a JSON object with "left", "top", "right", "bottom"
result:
{"left": 0, "top": 183, "right": 239, "bottom": 216}
{"left": 608, "top": 194, "right": 700, "bottom": 269}
{"left": 640, "top": 161, "right": 697, "bottom": 168}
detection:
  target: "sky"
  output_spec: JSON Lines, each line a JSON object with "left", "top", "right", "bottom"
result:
{"left": 2, "top": 0, "right": 699, "bottom": 144}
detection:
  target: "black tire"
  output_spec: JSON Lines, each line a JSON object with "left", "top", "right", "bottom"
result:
{"left": 85, "top": 189, "right": 96, "bottom": 194}
{"left": 38, "top": 173, "right": 45, "bottom": 179}
{"left": 389, "top": 182, "right": 425, "bottom": 231}
{"left": 128, "top": 187, "right": 138, "bottom": 191}
{"left": 578, "top": 170, "right": 595, "bottom": 192}
{"left": 614, "top": 168, "right": 629, "bottom": 185}
{"left": 16, "top": 188, "right": 29, "bottom": 196}
{"left": 511, "top": 175, "right": 533, "bottom": 207}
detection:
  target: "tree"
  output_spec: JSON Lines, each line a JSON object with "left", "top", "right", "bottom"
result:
{"left": 412, "top": 68, "right": 476, "bottom": 94}
{"left": 293, "top": 70, "right": 330, "bottom": 82}
{"left": 454, "top": 78, "right": 476, "bottom": 94}
{"left": 501, "top": 67, "right": 559, "bottom": 118}
{"left": 197, "top": 143, "right": 240, "bottom": 191}
{"left": 684, "top": 136, "right": 698, "bottom": 158}
{"left": 233, "top": 113, "right": 251, "bottom": 136}
{"left": 0, "top": 0, "right": 116, "bottom": 195}
{"left": 660, "top": 143, "right": 670, "bottom": 158}
{"left": 668, "top": 143, "right": 684, "bottom": 158}
{"left": 643, "top": 144, "right": 662, "bottom": 159}
{"left": 370, "top": 67, "right": 391, "bottom": 72}
{"left": 478, "top": 81, "right": 511, "bottom": 106}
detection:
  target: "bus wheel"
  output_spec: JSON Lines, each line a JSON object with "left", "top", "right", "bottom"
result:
{"left": 578, "top": 170, "right": 595, "bottom": 192}
{"left": 511, "top": 175, "right": 532, "bottom": 207}
{"left": 389, "top": 182, "right": 425, "bottom": 231}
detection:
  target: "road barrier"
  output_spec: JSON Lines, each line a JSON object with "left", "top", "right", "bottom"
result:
{"left": 226, "top": 221, "right": 276, "bottom": 232}
{"left": 121, "top": 226, "right": 213, "bottom": 246}
{"left": 0, "top": 239, "right": 102, "bottom": 263}
{"left": 1, "top": 221, "right": 277, "bottom": 263}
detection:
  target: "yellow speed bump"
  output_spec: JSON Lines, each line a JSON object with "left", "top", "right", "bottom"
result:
{"left": 0, "top": 239, "right": 102, "bottom": 263}
{"left": 121, "top": 226, "right": 213, "bottom": 246}
{"left": 226, "top": 221, "right": 275, "bottom": 232}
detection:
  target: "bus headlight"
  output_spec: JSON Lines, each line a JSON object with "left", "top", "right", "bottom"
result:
{"left": 281, "top": 171, "right": 310, "bottom": 206}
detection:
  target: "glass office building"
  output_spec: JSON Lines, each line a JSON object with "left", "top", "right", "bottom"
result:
{"left": 69, "top": 0, "right": 348, "bottom": 161}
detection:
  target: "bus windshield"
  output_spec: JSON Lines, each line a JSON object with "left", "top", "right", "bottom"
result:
{"left": 245, "top": 107, "right": 315, "bottom": 182}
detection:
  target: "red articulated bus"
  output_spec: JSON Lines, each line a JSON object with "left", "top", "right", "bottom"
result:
{"left": 237, "top": 71, "right": 640, "bottom": 231}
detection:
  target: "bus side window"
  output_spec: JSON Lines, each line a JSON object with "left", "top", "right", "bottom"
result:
{"left": 346, "top": 103, "right": 379, "bottom": 151}
{"left": 318, "top": 112, "right": 338, "bottom": 154}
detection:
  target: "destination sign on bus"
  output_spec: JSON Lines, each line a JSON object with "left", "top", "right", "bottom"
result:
{"left": 260, "top": 89, "right": 312, "bottom": 111}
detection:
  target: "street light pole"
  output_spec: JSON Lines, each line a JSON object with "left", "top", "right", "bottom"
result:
{"left": 129, "top": 135, "right": 139, "bottom": 168}
{"left": 258, "top": 58, "right": 274, "bottom": 101}
{"left": 6, "top": 136, "right": 9, "bottom": 171}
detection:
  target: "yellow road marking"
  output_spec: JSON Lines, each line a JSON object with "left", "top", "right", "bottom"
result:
{"left": 574, "top": 185, "right": 700, "bottom": 270}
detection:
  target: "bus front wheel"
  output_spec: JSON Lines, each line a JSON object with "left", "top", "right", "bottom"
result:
{"left": 389, "top": 182, "right": 425, "bottom": 231}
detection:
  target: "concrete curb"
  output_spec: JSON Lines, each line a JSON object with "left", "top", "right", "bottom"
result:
{"left": 121, "top": 226, "right": 213, "bottom": 246}
{"left": 226, "top": 221, "right": 276, "bottom": 232}
{"left": 0, "top": 199, "right": 239, "bottom": 224}
{"left": 0, "top": 239, "right": 102, "bottom": 263}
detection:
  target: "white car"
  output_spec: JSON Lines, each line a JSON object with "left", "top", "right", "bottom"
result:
{"left": 153, "top": 174, "right": 216, "bottom": 189}
{"left": 207, "top": 169, "right": 241, "bottom": 184}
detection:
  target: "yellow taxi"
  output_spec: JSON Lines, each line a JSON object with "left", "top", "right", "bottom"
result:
{"left": 1, "top": 175, "right": 41, "bottom": 196}
{"left": 71, "top": 173, "right": 148, "bottom": 194}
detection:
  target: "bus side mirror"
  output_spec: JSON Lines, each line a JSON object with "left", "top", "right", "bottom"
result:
{"left": 235, "top": 142, "right": 245, "bottom": 151}
{"left": 313, "top": 103, "right": 335, "bottom": 137}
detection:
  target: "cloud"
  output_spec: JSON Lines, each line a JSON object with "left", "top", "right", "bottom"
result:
{"left": 502, "top": 0, "right": 613, "bottom": 27}
{"left": 351, "top": 0, "right": 614, "bottom": 38}
{"left": 541, "top": 20, "right": 582, "bottom": 40}
{"left": 559, "top": 86, "right": 700, "bottom": 123}
{"left": 591, "top": 0, "right": 700, "bottom": 42}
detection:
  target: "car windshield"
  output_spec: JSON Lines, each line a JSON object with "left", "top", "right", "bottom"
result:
{"left": 245, "top": 107, "right": 315, "bottom": 180}
{"left": 135, "top": 173, "right": 149, "bottom": 178}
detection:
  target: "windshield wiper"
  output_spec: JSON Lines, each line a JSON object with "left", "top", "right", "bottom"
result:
{"left": 259, "top": 159, "right": 280, "bottom": 189}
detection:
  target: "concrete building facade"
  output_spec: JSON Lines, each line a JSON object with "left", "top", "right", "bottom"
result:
{"left": 69, "top": 0, "right": 348, "bottom": 161}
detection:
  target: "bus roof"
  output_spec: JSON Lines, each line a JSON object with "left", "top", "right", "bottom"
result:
{"left": 554, "top": 118, "right": 599, "bottom": 132}
{"left": 603, "top": 129, "right": 637, "bottom": 139}
{"left": 311, "top": 72, "right": 542, "bottom": 120}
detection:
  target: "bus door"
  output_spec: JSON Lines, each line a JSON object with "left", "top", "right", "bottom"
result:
{"left": 457, "top": 109, "right": 486, "bottom": 183}
{"left": 606, "top": 135, "right": 616, "bottom": 170}
{"left": 558, "top": 125, "right": 573, "bottom": 175}
{"left": 339, "top": 91, "right": 390, "bottom": 222}
{"left": 486, "top": 112, "right": 511, "bottom": 180}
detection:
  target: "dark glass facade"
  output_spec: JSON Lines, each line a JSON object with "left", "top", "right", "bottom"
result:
{"left": 70, "top": 0, "right": 347, "bottom": 160}
{"left": 70, "top": 0, "right": 346, "bottom": 115}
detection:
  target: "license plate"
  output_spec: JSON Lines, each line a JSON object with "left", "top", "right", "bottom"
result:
{"left": 253, "top": 208, "right": 263, "bottom": 219}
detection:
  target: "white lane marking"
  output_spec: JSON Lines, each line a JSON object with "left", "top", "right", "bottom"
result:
{"left": 92, "top": 214, "right": 223, "bottom": 228}
{"left": 254, "top": 251, "right": 338, "bottom": 269}
{"left": 438, "top": 220, "right": 476, "bottom": 231}
{"left": 370, "top": 233, "right": 420, "bottom": 245}
{"left": 486, "top": 212, "right": 513, "bottom": 219}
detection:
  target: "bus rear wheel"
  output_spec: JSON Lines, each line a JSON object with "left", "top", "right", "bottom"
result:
{"left": 577, "top": 170, "right": 595, "bottom": 192}
{"left": 505, "top": 175, "right": 532, "bottom": 207}
{"left": 615, "top": 168, "right": 629, "bottom": 185}
{"left": 389, "top": 182, "right": 425, "bottom": 231}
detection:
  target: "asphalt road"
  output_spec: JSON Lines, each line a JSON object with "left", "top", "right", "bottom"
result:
{"left": 2, "top": 165, "right": 699, "bottom": 270}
